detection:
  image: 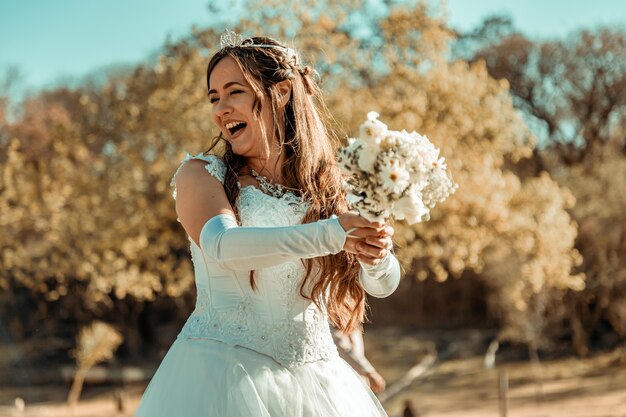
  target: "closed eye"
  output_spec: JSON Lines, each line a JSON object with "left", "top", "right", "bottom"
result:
{"left": 208, "top": 92, "right": 218, "bottom": 104}
{"left": 208, "top": 89, "right": 242, "bottom": 104}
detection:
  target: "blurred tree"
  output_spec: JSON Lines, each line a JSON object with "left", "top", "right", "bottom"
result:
{"left": 451, "top": 14, "right": 518, "bottom": 61}
{"left": 0, "top": 0, "right": 588, "bottom": 359}
{"left": 0, "top": 44, "right": 212, "bottom": 354}
{"left": 67, "top": 321, "right": 122, "bottom": 408}
{"left": 542, "top": 143, "right": 626, "bottom": 355}
{"left": 468, "top": 20, "right": 626, "bottom": 354}
{"left": 472, "top": 25, "right": 626, "bottom": 159}
{"left": 0, "top": 66, "right": 24, "bottom": 136}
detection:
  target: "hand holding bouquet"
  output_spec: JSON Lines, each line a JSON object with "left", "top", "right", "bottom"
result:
{"left": 337, "top": 112, "right": 458, "bottom": 224}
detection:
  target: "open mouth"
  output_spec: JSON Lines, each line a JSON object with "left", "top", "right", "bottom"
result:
{"left": 225, "top": 121, "right": 247, "bottom": 137}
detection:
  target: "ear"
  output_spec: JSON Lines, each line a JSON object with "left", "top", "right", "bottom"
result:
{"left": 275, "top": 80, "right": 292, "bottom": 108}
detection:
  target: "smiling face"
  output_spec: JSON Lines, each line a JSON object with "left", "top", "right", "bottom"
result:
{"left": 208, "top": 56, "right": 275, "bottom": 161}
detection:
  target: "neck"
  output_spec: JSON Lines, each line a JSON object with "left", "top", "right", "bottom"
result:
{"left": 246, "top": 151, "right": 285, "bottom": 184}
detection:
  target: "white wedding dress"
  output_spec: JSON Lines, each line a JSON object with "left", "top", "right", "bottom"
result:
{"left": 134, "top": 153, "right": 400, "bottom": 417}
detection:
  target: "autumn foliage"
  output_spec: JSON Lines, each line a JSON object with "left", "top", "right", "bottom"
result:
{"left": 0, "top": 1, "right": 623, "bottom": 359}
{"left": 469, "top": 21, "right": 625, "bottom": 354}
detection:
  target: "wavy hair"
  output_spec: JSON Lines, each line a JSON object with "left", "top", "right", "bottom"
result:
{"left": 204, "top": 36, "right": 365, "bottom": 333}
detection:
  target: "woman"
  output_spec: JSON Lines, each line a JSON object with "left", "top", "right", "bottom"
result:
{"left": 135, "top": 32, "right": 401, "bottom": 417}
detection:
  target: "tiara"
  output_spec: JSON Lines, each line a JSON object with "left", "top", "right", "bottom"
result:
{"left": 219, "top": 29, "right": 296, "bottom": 57}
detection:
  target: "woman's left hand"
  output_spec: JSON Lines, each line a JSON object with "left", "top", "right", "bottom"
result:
{"left": 355, "top": 224, "right": 394, "bottom": 266}
{"left": 365, "top": 370, "right": 386, "bottom": 394}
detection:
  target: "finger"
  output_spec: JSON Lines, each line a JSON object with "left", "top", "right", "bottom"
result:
{"left": 369, "top": 221, "right": 386, "bottom": 229}
{"left": 359, "top": 239, "right": 391, "bottom": 256}
{"left": 364, "top": 236, "right": 393, "bottom": 250}
{"left": 355, "top": 216, "right": 385, "bottom": 229}
{"left": 344, "top": 228, "right": 369, "bottom": 239}
{"left": 363, "top": 226, "right": 391, "bottom": 239}
{"left": 343, "top": 237, "right": 361, "bottom": 254}
{"left": 345, "top": 238, "right": 378, "bottom": 255}
{"left": 356, "top": 242, "right": 388, "bottom": 259}
{"left": 370, "top": 226, "right": 394, "bottom": 239}
{"left": 356, "top": 254, "right": 381, "bottom": 266}
{"left": 346, "top": 227, "right": 383, "bottom": 239}
{"left": 380, "top": 226, "right": 394, "bottom": 237}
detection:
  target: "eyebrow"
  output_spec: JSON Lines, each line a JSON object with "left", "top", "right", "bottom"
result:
{"left": 208, "top": 81, "right": 246, "bottom": 95}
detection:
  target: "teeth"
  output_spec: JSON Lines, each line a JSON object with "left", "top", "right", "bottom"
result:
{"left": 225, "top": 121, "right": 244, "bottom": 130}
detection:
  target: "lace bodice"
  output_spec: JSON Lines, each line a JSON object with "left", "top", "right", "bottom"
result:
{"left": 170, "top": 152, "right": 337, "bottom": 367}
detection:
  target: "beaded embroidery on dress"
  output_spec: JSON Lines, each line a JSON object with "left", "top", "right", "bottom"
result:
{"left": 134, "top": 152, "right": 388, "bottom": 417}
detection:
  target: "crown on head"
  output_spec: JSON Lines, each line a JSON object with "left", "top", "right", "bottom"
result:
{"left": 219, "top": 30, "right": 245, "bottom": 49}
{"left": 219, "top": 29, "right": 296, "bottom": 57}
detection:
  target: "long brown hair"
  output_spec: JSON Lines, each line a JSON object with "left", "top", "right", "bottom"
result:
{"left": 204, "top": 36, "right": 365, "bottom": 333}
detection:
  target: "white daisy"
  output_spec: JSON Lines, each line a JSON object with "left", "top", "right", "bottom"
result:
{"left": 380, "top": 163, "right": 410, "bottom": 194}
{"left": 359, "top": 112, "right": 387, "bottom": 146}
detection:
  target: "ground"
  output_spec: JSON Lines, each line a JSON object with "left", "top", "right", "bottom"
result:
{"left": 366, "top": 328, "right": 626, "bottom": 417}
{"left": 1, "top": 328, "right": 625, "bottom": 417}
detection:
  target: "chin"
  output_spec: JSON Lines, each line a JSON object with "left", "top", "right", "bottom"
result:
{"left": 229, "top": 143, "right": 252, "bottom": 157}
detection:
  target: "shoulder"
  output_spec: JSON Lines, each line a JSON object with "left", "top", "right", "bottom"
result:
{"left": 172, "top": 152, "right": 227, "bottom": 184}
{"left": 170, "top": 153, "right": 235, "bottom": 245}
{"left": 171, "top": 152, "right": 227, "bottom": 199}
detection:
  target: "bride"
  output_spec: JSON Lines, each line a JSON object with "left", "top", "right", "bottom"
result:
{"left": 134, "top": 32, "right": 401, "bottom": 417}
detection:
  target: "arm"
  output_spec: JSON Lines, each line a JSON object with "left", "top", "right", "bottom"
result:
{"left": 199, "top": 213, "right": 346, "bottom": 270}
{"left": 332, "top": 326, "right": 387, "bottom": 393}
{"left": 174, "top": 158, "right": 373, "bottom": 271}
{"left": 336, "top": 339, "right": 377, "bottom": 375}
{"left": 332, "top": 327, "right": 377, "bottom": 375}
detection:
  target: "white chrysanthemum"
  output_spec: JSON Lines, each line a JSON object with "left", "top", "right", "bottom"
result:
{"left": 379, "top": 153, "right": 400, "bottom": 168}
{"left": 433, "top": 156, "right": 448, "bottom": 169}
{"left": 359, "top": 112, "right": 387, "bottom": 146}
{"left": 380, "top": 163, "right": 410, "bottom": 194}
{"left": 392, "top": 187, "right": 430, "bottom": 224}
{"left": 380, "top": 131, "right": 404, "bottom": 150}
{"left": 357, "top": 144, "right": 379, "bottom": 172}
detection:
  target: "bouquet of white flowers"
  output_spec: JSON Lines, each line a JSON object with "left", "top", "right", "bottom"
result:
{"left": 337, "top": 112, "right": 458, "bottom": 224}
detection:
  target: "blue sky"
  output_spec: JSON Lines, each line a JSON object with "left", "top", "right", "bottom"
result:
{"left": 0, "top": 0, "right": 624, "bottom": 98}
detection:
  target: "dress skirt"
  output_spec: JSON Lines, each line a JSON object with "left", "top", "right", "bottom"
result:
{"left": 134, "top": 337, "right": 388, "bottom": 417}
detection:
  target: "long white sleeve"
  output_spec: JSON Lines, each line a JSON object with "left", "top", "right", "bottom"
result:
{"left": 359, "top": 252, "right": 401, "bottom": 298}
{"left": 199, "top": 213, "right": 347, "bottom": 271}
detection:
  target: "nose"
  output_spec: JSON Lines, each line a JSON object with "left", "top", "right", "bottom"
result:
{"left": 213, "top": 97, "right": 233, "bottom": 119}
